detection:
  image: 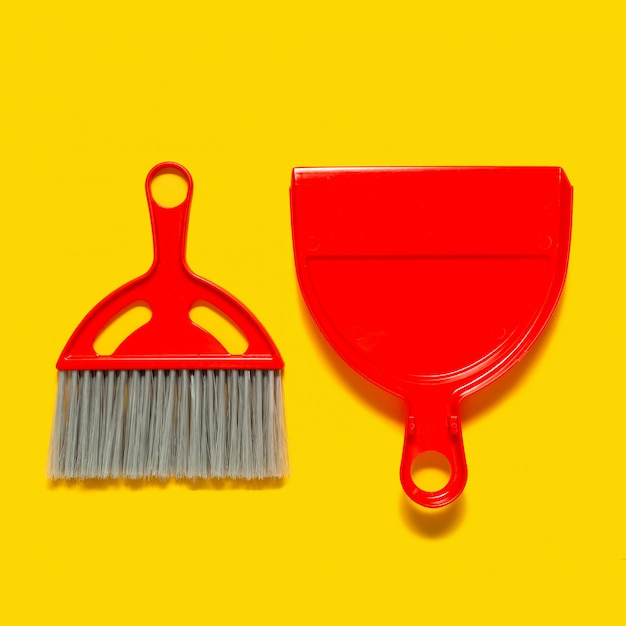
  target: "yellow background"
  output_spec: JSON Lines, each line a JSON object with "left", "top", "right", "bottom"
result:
{"left": 1, "top": 1, "right": 624, "bottom": 623}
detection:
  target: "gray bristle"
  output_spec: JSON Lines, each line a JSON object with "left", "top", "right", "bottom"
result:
{"left": 47, "top": 369, "right": 288, "bottom": 481}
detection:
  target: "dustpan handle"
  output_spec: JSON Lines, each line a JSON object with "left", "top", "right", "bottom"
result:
{"left": 399, "top": 390, "right": 467, "bottom": 508}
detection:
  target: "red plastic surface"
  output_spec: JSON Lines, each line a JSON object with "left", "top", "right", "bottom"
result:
{"left": 291, "top": 167, "right": 572, "bottom": 507}
{"left": 57, "top": 162, "right": 283, "bottom": 371}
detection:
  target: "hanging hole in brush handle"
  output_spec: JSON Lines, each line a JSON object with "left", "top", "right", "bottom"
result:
{"left": 144, "top": 162, "right": 194, "bottom": 271}
{"left": 399, "top": 393, "right": 468, "bottom": 508}
{"left": 146, "top": 162, "right": 193, "bottom": 209}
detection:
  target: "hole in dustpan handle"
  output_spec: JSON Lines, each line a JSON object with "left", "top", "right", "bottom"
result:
{"left": 399, "top": 393, "right": 468, "bottom": 508}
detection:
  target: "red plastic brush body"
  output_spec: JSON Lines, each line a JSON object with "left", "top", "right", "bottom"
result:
{"left": 57, "top": 162, "right": 283, "bottom": 372}
{"left": 291, "top": 167, "right": 572, "bottom": 508}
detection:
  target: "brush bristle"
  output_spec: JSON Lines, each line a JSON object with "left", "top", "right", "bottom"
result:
{"left": 48, "top": 369, "right": 288, "bottom": 481}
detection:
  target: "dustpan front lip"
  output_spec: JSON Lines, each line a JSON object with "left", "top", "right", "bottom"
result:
{"left": 292, "top": 165, "right": 567, "bottom": 178}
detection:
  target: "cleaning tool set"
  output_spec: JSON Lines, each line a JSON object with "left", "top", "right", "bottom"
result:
{"left": 291, "top": 167, "right": 572, "bottom": 507}
{"left": 49, "top": 162, "right": 287, "bottom": 480}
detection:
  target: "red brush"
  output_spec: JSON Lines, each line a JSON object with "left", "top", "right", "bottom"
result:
{"left": 49, "top": 162, "right": 287, "bottom": 480}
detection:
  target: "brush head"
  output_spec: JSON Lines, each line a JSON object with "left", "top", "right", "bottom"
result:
{"left": 48, "top": 368, "right": 288, "bottom": 480}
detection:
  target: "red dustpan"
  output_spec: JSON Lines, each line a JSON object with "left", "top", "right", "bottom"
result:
{"left": 291, "top": 167, "right": 572, "bottom": 507}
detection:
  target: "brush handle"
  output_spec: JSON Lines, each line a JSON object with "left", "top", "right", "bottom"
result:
{"left": 399, "top": 387, "right": 467, "bottom": 508}
{"left": 145, "top": 162, "right": 194, "bottom": 275}
{"left": 57, "top": 163, "right": 284, "bottom": 371}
